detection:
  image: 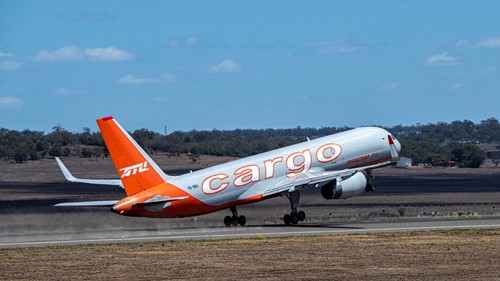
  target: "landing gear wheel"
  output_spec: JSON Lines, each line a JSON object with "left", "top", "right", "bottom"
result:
{"left": 291, "top": 213, "right": 299, "bottom": 225}
{"left": 224, "top": 206, "right": 247, "bottom": 227}
{"left": 231, "top": 215, "right": 239, "bottom": 226}
{"left": 284, "top": 214, "right": 292, "bottom": 225}
{"left": 224, "top": 216, "right": 232, "bottom": 227}
{"left": 238, "top": 215, "right": 247, "bottom": 226}
{"left": 365, "top": 184, "right": 376, "bottom": 192}
{"left": 298, "top": 211, "right": 306, "bottom": 222}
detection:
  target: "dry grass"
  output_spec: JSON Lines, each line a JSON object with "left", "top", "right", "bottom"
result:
{"left": 0, "top": 229, "right": 498, "bottom": 281}
{"left": 0, "top": 154, "right": 236, "bottom": 182}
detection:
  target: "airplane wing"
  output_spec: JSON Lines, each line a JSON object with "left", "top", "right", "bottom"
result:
{"left": 55, "top": 157, "right": 122, "bottom": 187}
{"left": 262, "top": 160, "right": 393, "bottom": 197}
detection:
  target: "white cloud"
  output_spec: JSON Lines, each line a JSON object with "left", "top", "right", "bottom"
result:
{"left": 477, "top": 37, "right": 500, "bottom": 48}
{"left": 169, "top": 36, "right": 199, "bottom": 47}
{"left": 478, "top": 66, "right": 496, "bottom": 75}
{"left": 301, "top": 40, "right": 364, "bottom": 54}
{"left": 185, "top": 37, "right": 198, "bottom": 45}
{"left": 152, "top": 96, "right": 168, "bottom": 102}
{"left": 203, "top": 59, "right": 242, "bottom": 73}
{"left": 426, "top": 52, "right": 458, "bottom": 66}
{"left": 0, "top": 61, "right": 22, "bottom": 70}
{"left": 378, "top": 82, "right": 402, "bottom": 91}
{"left": 33, "top": 45, "right": 134, "bottom": 61}
{"left": 85, "top": 47, "right": 134, "bottom": 61}
{"left": 456, "top": 39, "right": 470, "bottom": 47}
{"left": 117, "top": 73, "right": 178, "bottom": 85}
{"left": 34, "top": 46, "right": 83, "bottom": 61}
{"left": 450, "top": 83, "right": 464, "bottom": 90}
{"left": 456, "top": 37, "right": 500, "bottom": 48}
{"left": 54, "top": 88, "right": 83, "bottom": 96}
{"left": 0, "top": 96, "right": 23, "bottom": 109}
{"left": 61, "top": 12, "right": 110, "bottom": 22}
{"left": 0, "top": 51, "right": 13, "bottom": 57}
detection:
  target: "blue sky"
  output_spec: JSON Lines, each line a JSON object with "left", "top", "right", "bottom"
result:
{"left": 1, "top": 1, "right": 499, "bottom": 133}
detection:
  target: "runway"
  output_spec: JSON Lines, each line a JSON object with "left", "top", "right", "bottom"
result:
{"left": 1, "top": 167, "right": 499, "bottom": 249}
{"left": 1, "top": 218, "right": 499, "bottom": 248}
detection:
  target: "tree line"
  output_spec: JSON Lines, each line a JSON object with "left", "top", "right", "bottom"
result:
{"left": 1, "top": 118, "right": 499, "bottom": 168}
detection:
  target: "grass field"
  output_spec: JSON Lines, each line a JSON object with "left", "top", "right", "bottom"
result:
{"left": 0, "top": 229, "right": 498, "bottom": 280}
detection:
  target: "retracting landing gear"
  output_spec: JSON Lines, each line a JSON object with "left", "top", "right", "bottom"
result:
{"left": 365, "top": 170, "right": 376, "bottom": 192}
{"left": 224, "top": 206, "right": 246, "bottom": 227}
{"left": 283, "top": 190, "right": 306, "bottom": 226}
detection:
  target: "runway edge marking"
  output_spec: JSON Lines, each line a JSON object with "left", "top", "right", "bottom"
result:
{"left": 1, "top": 223, "right": 499, "bottom": 248}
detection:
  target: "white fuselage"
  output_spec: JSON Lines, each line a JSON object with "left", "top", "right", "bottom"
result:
{"left": 168, "top": 127, "right": 399, "bottom": 206}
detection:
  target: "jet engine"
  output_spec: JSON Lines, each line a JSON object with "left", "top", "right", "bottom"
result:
{"left": 321, "top": 172, "right": 367, "bottom": 200}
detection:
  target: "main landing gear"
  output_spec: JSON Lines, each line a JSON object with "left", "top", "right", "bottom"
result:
{"left": 283, "top": 190, "right": 306, "bottom": 226}
{"left": 365, "top": 170, "right": 376, "bottom": 192}
{"left": 224, "top": 206, "right": 246, "bottom": 227}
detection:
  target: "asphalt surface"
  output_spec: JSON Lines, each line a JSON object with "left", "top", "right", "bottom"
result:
{"left": 2, "top": 168, "right": 500, "bottom": 215}
{"left": 1, "top": 218, "right": 499, "bottom": 248}
{"left": 1, "top": 168, "right": 499, "bottom": 248}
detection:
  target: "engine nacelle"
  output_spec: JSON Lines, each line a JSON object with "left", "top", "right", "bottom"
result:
{"left": 321, "top": 172, "right": 367, "bottom": 200}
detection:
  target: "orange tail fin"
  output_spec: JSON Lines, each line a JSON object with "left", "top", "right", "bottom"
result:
{"left": 96, "top": 116, "right": 171, "bottom": 196}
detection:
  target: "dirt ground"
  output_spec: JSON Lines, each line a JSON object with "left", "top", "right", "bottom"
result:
{"left": 0, "top": 153, "right": 237, "bottom": 182}
{"left": 0, "top": 229, "right": 498, "bottom": 281}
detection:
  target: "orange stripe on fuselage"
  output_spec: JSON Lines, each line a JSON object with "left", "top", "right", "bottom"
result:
{"left": 113, "top": 182, "right": 266, "bottom": 218}
{"left": 348, "top": 156, "right": 392, "bottom": 169}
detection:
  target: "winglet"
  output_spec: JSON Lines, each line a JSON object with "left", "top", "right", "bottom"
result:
{"left": 55, "top": 157, "right": 122, "bottom": 186}
{"left": 55, "top": 157, "right": 77, "bottom": 182}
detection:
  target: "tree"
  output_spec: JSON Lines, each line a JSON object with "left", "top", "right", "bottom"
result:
{"left": 14, "top": 146, "right": 29, "bottom": 163}
{"left": 449, "top": 142, "right": 486, "bottom": 168}
{"left": 62, "top": 147, "right": 71, "bottom": 157}
{"left": 49, "top": 146, "right": 62, "bottom": 157}
{"left": 81, "top": 148, "right": 93, "bottom": 158}
{"left": 29, "top": 150, "right": 39, "bottom": 161}
{"left": 478, "top": 118, "right": 500, "bottom": 142}
{"left": 46, "top": 125, "right": 76, "bottom": 146}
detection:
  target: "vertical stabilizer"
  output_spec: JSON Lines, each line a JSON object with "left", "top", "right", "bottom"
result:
{"left": 388, "top": 134, "right": 400, "bottom": 162}
{"left": 96, "top": 116, "right": 171, "bottom": 196}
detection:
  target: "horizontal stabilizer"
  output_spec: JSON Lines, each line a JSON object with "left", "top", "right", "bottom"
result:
{"left": 125, "top": 196, "right": 189, "bottom": 212}
{"left": 135, "top": 196, "right": 189, "bottom": 207}
{"left": 54, "top": 200, "right": 119, "bottom": 207}
{"left": 55, "top": 157, "right": 122, "bottom": 186}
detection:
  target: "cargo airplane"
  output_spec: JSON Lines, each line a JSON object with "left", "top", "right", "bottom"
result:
{"left": 55, "top": 116, "right": 401, "bottom": 226}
